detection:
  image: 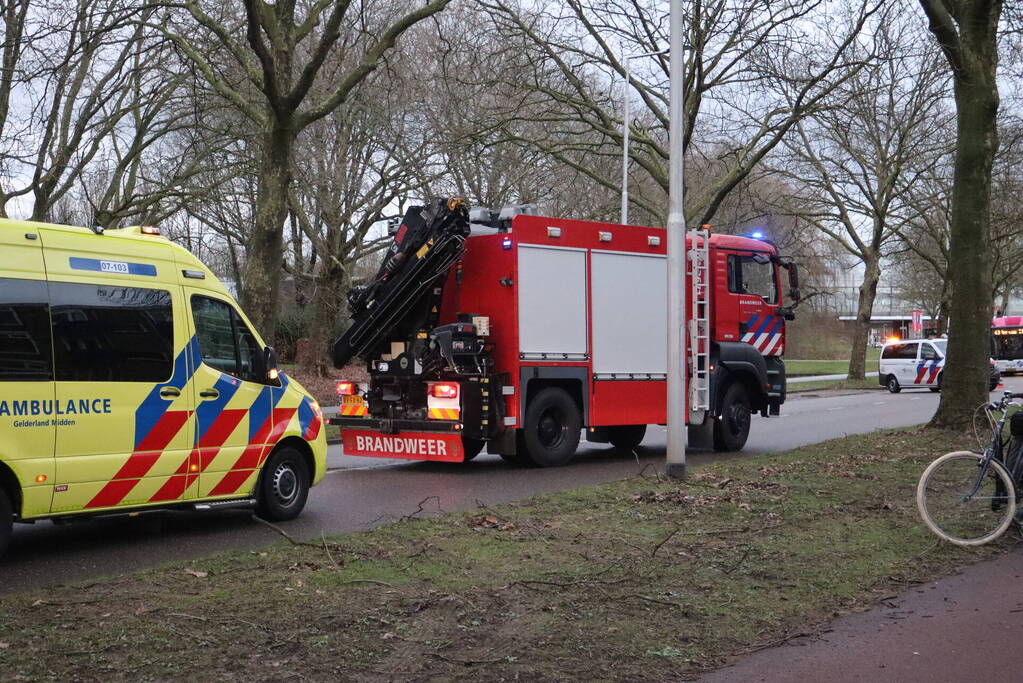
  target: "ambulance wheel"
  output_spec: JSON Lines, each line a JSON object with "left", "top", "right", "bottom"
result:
{"left": 0, "top": 488, "right": 11, "bottom": 559}
{"left": 521, "top": 387, "right": 582, "bottom": 467}
{"left": 886, "top": 375, "right": 901, "bottom": 394}
{"left": 608, "top": 425, "right": 647, "bottom": 451}
{"left": 461, "top": 437, "right": 486, "bottom": 462}
{"left": 256, "top": 447, "right": 310, "bottom": 522}
{"left": 713, "top": 383, "right": 751, "bottom": 452}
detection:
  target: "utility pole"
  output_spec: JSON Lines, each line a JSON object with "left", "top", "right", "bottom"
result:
{"left": 621, "top": 49, "right": 668, "bottom": 225}
{"left": 666, "top": 0, "right": 687, "bottom": 479}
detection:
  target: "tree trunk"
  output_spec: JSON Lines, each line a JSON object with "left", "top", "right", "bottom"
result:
{"left": 848, "top": 255, "right": 881, "bottom": 380}
{"left": 999, "top": 287, "right": 1010, "bottom": 316}
{"left": 241, "top": 122, "right": 293, "bottom": 344}
{"left": 303, "top": 260, "right": 347, "bottom": 378}
{"left": 937, "top": 275, "right": 953, "bottom": 334}
{"left": 930, "top": 71, "right": 999, "bottom": 428}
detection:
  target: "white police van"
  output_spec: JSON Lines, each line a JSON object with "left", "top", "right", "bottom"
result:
{"left": 879, "top": 338, "right": 998, "bottom": 393}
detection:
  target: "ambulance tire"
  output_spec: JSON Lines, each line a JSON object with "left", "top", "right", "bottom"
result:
{"left": 713, "top": 383, "right": 751, "bottom": 452}
{"left": 886, "top": 375, "right": 901, "bottom": 394}
{"left": 256, "top": 447, "right": 310, "bottom": 522}
{"left": 0, "top": 488, "right": 11, "bottom": 560}
{"left": 608, "top": 425, "right": 647, "bottom": 451}
{"left": 461, "top": 437, "right": 486, "bottom": 462}
{"left": 521, "top": 388, "right": 582, "bottom": 467}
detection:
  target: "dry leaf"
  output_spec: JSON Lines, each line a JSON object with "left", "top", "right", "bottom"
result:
{"left": 183, "top": 568, "right": 208, "bottom": 578}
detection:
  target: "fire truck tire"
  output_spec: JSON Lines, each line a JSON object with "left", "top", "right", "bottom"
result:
{"left": 713, "top": 383, "right": 751, "bottom": 452}
{"left": 521, "top": 387, "right": 582, "bottom": 467}
{"left": 608, "top": 425, "right": 647, "bottom": 451}
{"left": 256, "top": 446, "right": 310, "bottom": 522}
{"left": 461, "top": 437, "right": 486, "bottom": 462}
{"left": 0, "top": 488, "right": 11, "bottom": 559}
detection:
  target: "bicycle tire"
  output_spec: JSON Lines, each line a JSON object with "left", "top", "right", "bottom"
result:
{"left": 917, "top": 451, "right": 1017, "bottom": 546}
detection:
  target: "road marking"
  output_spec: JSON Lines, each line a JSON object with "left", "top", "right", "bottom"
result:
{"left": 327, "top": 464, "right": 397, "bottom": 474}
{"left": 910, "top": 397, "right": 922, "bottom": 401}
{"left": 873, "top": 401, "right": 886, "bottom": 405}
{"left": 826, "top": 407, "right": 843, "bottom": 412}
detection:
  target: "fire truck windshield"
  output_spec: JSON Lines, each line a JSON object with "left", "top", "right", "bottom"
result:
{"left": 992, "top": 327, "right": 1023, "bottom": 360}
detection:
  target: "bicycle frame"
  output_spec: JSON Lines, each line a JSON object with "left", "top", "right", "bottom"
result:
{"left": 965, "top": 397, "right": 1023, "bottom": 502}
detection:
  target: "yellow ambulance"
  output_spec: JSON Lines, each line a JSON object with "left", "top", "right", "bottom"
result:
{"left": 0, "top": 219, "right": 327, "bottom": 557}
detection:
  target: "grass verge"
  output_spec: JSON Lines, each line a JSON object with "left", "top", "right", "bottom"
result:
{"left": 787, "top": 349, "right": 880, "bottom": 377}
{"left": 0, "top": 428, "right": 1012, "bottom": 681}
{"left": 788, "top": 377, "right": 882, "bottom": 393}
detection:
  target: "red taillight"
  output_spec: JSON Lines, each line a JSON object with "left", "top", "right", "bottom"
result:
{"left": 336, "top": 381, "right": 356, "bottom": 396}
{"left": 431, "top": 383, "right": 459, "bottom": 399}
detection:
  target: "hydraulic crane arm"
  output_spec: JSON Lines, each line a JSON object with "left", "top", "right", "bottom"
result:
{"left": 332, "top": 197, "right": 470, "bottom": 368}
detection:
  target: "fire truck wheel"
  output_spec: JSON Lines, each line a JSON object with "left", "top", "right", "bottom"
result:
{"left": 0, "top": 488, "right": 11, "bottom": 559}
{"left": 608, "top": 425, "right": 647, "bottom": 451}
{"left": 256, "top": 447, "right": 310, "bottom": 522}
{"left": 713, "top": 383, "right": 751, "bottom": 452}
{"left": 522, "top": 387, "right": 582, "bottom": 467}
{"left": 461, "top": 437, "right": 486, "bottom": 462}
{"left": 886, "top": 375, "right": 901, "bottom": 393}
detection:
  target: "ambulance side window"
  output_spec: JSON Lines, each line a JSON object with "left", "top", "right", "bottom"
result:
{"left": 0, "top": 277, "right": 53, "bottom": 381}
{"left": 49, "top": 282, "right": 174, "bottom": 382}
{"left": 191, "top": 296, "right": 263, "bottom": 383}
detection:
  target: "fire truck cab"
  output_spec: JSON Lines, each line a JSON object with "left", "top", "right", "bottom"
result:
{"left": 331, "top": 200, "right": 798, "bottom": 466}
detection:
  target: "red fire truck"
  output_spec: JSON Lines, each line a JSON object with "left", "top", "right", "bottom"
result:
{"left": 329, "top": 198, "right": 799, "bottom": 466}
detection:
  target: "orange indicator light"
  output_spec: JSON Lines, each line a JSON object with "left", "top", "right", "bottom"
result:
{"left": 35, "top": 474, "right": 47, "bottom": 483}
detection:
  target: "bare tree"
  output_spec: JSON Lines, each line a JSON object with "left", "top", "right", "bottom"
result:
{"left": 478, "top": 0, "right": 881, "bottom": 228}
{"left": 918, "top": 0, "right": 1003, "bottom": 428}
{"left": 780, "top": 14, "right": 951, "bottom": 379}
{"left": 156, "top": 0, "right": 453, "bottom": 342}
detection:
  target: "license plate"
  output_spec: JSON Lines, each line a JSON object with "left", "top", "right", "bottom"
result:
{"left": 342, "top": 395, "right": 365, "bottom": 405}
{"left": 342, "top": 430, "right": 464, "bottom": 462}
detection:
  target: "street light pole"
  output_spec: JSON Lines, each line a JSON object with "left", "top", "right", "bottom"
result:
{"left": 666, "top": 0, "right": 687, "bottom": 479}
{"left": 621, "top": 49, "right": 668, "bottom": 225}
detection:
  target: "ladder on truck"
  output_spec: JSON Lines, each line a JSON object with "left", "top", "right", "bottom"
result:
{"left": 687, "top": 227, "right": 711, "bottom": 412}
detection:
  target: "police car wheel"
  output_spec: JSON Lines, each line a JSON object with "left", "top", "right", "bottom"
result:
{"left": 608, "top": 425, "right": 647, "bottom": 451}
{"left": 887, "top": 375, "right": 901, "bottom": 394}
{"left": 0, "top": 488, "right": 11, "bottom": 560}
{"left": 522, "top": 387, "right": 581, "bottom": 467}
{"left": 256, "top": 447, "right": 310, "bottom": 522}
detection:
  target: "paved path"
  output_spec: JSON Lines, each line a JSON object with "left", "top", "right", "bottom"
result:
{"left": 4, "top": 378, "right": 1013, "bottom": 594}
{"left": 700, "top": 549, "right": 1023, "bottom": 682}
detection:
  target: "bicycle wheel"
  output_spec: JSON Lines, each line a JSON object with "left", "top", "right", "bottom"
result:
{"left": 917, "top": 451, "right": 1017, "bottom": 546}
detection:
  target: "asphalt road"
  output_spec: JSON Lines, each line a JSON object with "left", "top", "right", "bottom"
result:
{"left": 4, "top": 378, "right": 1015, "bottom": 594}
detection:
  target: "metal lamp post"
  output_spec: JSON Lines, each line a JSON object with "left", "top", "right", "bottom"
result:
{"left": 666, "top": 0, "right": 687, "bottom": 479}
